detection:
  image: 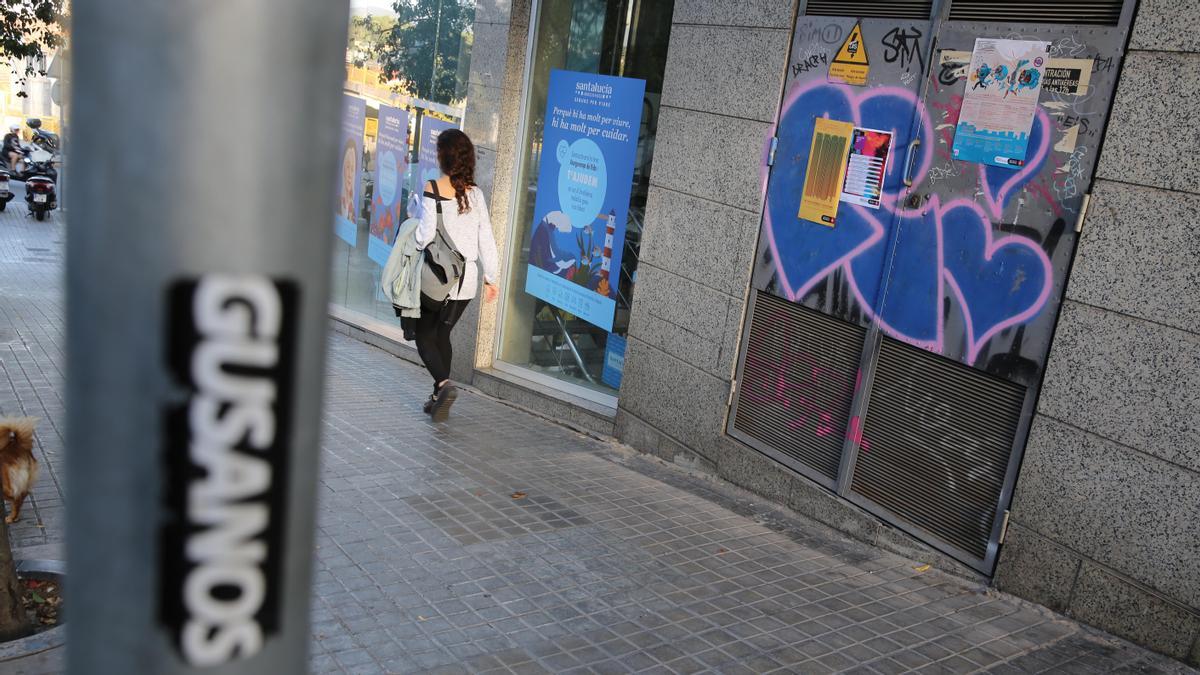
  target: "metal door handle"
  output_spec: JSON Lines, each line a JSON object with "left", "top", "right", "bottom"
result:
{"left": 902, "top": 138, "right": 921, "bottom": 187}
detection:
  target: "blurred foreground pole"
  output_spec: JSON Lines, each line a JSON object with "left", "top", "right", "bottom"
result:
{"left": 66, "top": 0, "right": 349, "bottom": 672}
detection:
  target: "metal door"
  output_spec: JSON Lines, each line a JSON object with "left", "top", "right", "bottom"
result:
{"left": 731, "top": 0, "right": 1136, "bottom": 573}
{"left": 730, "top": 3, "right": 939, "bottom": 489}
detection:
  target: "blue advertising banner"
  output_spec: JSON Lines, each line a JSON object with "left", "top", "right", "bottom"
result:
{"left": 334, "top": 95, "right": 367, "bottom": 246}
{"left": 417, "top": 116, "right": 456, "bottom": 186}
{"left": 525, "top": 69, "right": 646, "bottom": 332}
{"left": 601, "top": 333, "right": 627, "bottom": 390}
{"left": 368, "top": 105, "right": 411, "bottom": 266}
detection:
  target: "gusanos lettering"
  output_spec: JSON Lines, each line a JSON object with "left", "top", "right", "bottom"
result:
{"left": 160, "top": 275, "right": 297, "bottom": 667}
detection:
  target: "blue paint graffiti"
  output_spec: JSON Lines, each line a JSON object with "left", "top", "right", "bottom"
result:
{"left": 762, "top": 81, "right": 1054, "bottom": 363}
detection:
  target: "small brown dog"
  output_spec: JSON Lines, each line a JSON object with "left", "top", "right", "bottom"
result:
{"left": 0, "top": 418, "right": 38, "bottom": 524}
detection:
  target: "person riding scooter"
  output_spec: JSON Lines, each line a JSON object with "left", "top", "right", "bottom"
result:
{"left": 3, "top": 125, "right": 21, "bottom": 172}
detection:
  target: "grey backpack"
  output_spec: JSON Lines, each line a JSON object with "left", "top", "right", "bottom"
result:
{"left": 420, "top": 181, "right": 466, "bottom": 302}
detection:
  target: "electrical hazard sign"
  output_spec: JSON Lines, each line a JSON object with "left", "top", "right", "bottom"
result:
{"left": 828, "top": 22, "right": 869, "bottom": 86}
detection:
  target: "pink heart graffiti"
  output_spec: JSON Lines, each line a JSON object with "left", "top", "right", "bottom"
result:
{"left": 760, "top": 80, "right": 1055, "bottom": 363}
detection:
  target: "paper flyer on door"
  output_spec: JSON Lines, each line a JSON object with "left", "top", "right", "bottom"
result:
{"left": 798, "top": 117, "right": 853, "bottom": 227}
{"left": 334, "top": 95, "right": 366, "bottom": 246}
{"left": 840, "top": 127, "right": 893, "bottom": 209}
{"left": 952, "top": 38, "right": 1049, "bottom": 169}
{"left": 368, "top": 105, "right": 410, "bottom": 266}
{"left": 525, "top": 69, "right": 646, "bottom": 332}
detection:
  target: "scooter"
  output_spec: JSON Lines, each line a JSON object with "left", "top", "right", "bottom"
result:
{"left": 26, "top": 118, "right": 58, "bottom": 153}
{"left": 7, "top": 145, "right": 58, "bottom": 183}
{"left": 23, "top": 150, "right": 57, "bottom": 221}
{"left": 0, "top": 169, "right": 12, "bottom": 212}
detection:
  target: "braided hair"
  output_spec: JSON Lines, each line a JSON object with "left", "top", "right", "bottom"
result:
{"left": 436, "top": 128, "right": 476, "bottom": 214}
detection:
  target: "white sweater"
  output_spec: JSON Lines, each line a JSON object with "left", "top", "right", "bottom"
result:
{"left": 416, "top": 185, "right": 501, "bottom": 301}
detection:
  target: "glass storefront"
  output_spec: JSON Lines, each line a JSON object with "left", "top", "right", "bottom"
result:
{"left": 330, "top": 0, "right": 477, "bottom": 331}
{"left": 496, "top": 0, "right": 674, "bottom": 401}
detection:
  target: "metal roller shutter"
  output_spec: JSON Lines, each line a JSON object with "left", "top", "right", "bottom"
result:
{"left": 732, "top": 292, "right": 866, "bottom": 483}
{"left": 851, "top": 337, "right": 1026, "bottom": 561}
{"left": 948, "top": 0, "right": 1124, "bottom": 25}
{"left": 805, "top": 1, "right": 934, "bottom": 20}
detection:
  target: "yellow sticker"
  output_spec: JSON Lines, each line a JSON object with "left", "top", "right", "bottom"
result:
{"left": 799, "top": 118, "right": 854, "bottom": 227}
{"left": 829, "top": 22, "right": 870, "bottom": 86}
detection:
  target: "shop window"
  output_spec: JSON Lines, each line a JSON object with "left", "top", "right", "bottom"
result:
{"left": 329, "top": 0, "right": 476, "bottom": 329}
{"left": 496, "top": 0, "right": 674, "bottom": 401}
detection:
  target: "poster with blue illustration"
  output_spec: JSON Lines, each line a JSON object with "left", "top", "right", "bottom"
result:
{"left": 368, "top": 105, "right": 410, "bottom": 266}
{"left": 601, "top": 333, "right": 626, "bottom": 389}
{"left": 417, "top": 116, "right": 457, "bottom": 186}
{"left": 526, "top": 69, "right": 645, "bottom": 332}
{"left": 953, "top": 38, "right": 1049, "bottom": 169}
{"left": 334, "top": 95, "right": 367, "bottom": 246}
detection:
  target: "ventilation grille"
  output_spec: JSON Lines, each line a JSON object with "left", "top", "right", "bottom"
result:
{"left": 949, "top": 0, "right": 1123, "bottom": 26}
{"left": 805, "top": 1, "right": 934, "bottom": 19}
{"left": 851, "top": 337, "right": 1025, "bottom": 561}
{"left": 733, "top": 292, "right": 866, "bottom": 482}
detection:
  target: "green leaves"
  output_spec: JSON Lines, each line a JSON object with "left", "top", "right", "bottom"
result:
{"left": 1, "top": 0, "right": 66, "bottom": 97}
{"left": 365, "top": 0, "right": 473, "bottom": 105}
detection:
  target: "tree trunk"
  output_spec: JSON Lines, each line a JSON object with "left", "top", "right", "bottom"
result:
{"left": 0, "top": 516, "right": 28, "bottom": 641}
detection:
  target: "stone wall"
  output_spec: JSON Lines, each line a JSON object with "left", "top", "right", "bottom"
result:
{"left": 995, "top": 0, "right": 1200, "bottom": 663}
{"left": 616, "top": 0, "right": 794, "bottom": 470}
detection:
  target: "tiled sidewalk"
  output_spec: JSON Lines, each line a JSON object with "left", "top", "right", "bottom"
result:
{"left": 0, "top": 197, "right": 67, "bottom": 553}
{"left": 1, "top": 204, "right": 1195, "bottom": 674}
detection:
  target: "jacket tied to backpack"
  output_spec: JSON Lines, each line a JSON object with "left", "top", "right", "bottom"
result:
{"left": 381, "top": 217, "right": 424, "bottom": 319}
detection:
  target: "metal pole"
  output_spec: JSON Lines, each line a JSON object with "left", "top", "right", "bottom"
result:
{"left": 55, "top": 48, "right": 68, "bottom": 213}
{"left": 66, "top": 0, "right": 348, "bottom": 672}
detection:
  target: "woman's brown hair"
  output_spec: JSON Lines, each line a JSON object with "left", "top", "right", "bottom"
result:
{"left": 436, "top": 128, "right": 476, "bottom": 214}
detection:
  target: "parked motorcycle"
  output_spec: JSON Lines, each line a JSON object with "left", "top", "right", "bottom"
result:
{"left": 0, "top": 169, "right": 12, "bottom": 212}
{"left": 22, "top": 150, "right": 57, "bottom": 221}
{"left": 26, "top": 118, "right": 58, "bottom": 153}
{"left": 6, "top": 145, "right": 58, "bottom": 183}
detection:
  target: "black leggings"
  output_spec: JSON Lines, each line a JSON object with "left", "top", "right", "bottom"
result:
{"left": 414, "top": 293, "right": 470, "bottom": 387}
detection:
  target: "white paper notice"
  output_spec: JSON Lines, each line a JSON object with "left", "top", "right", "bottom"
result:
{"left": 952, "top": 38, "right": 1049, "bottom": 169}
{"left": 840, "top": 127, "right": 893, "bottom": 209}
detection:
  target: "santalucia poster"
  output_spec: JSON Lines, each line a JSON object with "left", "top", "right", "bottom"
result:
{"left": 953, "top": 38, "right": 1050, "bottom": 169}
{"left": 334, "top": 94, "right": 367, "bottom": 247}
{"left": 367, "top": 104, "right": 410, "bottom": 266}
{"left": 526, "top": 69, "right": 646, "bottom": 332}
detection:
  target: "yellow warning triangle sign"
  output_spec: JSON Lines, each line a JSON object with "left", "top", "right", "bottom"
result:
{"left": 833, "top": 23, "right": 869, "bottom": 66}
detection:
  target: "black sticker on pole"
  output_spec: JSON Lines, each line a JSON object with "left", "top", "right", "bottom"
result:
{"left": 159, "top": 275, "right": 299, "bottom": 667}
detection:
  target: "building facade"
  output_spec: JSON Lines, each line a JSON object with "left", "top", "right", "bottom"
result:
{"left": 330, "top": 0, "right": 1200, "bottom": 664}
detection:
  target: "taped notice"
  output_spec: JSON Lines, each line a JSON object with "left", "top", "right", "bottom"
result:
{"left": 943, "top": 50, "right": 1092, "bottom": 96}
{"left": 799, "top": 118, "right": 854, "bottom": 227}
{"left": 953, "top": 38, "right": 1050, "bottom": 168}
{"left": 841, "top": 127, "right": 893, "bottom": 209}
{"left": 1043, "top": 59, "right": 1093, "bottom": 94}
{"left": 829, "top": 22, "right": 869, "bottom": 86}
{"left": 939, "top": 50, "right": 971, "bottom": 81}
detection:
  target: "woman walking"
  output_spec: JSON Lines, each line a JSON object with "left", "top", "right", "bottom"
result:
{"left": 414, "top": 129, "right": 500, "bottom": 421}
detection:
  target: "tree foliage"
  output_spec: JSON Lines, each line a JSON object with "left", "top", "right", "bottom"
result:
{"left": 360, "top": 0, "right": 473, "bottom": 105}
{"left": 2, "top": 0, "right": 66, "bottom": 96}
{"left": 348, "top": 14, "right": 396, "bottom": 67}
